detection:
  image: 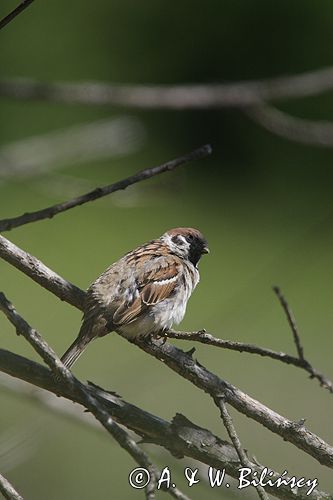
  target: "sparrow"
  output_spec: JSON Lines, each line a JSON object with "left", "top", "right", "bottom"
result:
{"left": 60, "top": 227, "right": 209, "bottom": 369}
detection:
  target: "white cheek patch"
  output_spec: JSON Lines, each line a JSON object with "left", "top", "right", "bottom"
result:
{"left": 162, "top": 233, "right": 190, "bottom": 257}
{"left": 176, "top": 235, "right": 190, "bottom": 251}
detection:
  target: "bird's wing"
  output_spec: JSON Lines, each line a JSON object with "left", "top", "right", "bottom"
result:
{"left": 113, "top": 256, "right": 181, "bottom": 326}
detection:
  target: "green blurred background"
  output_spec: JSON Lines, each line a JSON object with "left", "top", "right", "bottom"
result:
{"left": 1, "top": 1, "right": 333, "bottom": 498}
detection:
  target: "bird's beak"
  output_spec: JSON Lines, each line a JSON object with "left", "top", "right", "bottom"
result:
{"left": 202, "top": 246, "right": 210, "bottom": 255}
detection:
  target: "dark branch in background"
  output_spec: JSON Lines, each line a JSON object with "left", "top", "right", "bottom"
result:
{"left": 0, "top": 0, "right": 34, "bottom": 31}
{"left": 1, "top": 66, "right": 333, "bottom": 107}
{"left": 0, "top": 294, "right": 189, "bottom": 500}
{"left": 0, "top": 144, "right": 211, "bottom": 232}
{"left": 1, "top": 353, "right": 329, "bottom": 499}
{"left": 2, "top": 69, "right": 333, "bottom": 147}
{"left": 0, "top": 473, "right": 23, "bottom": 500}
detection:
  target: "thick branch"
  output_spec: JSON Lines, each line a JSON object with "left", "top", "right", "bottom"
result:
{"left": 1, "top": 67, "right": 333, "bottom": 107}
{"left": 0, "top": 354, "right": 329, "bottom": 500}
{"left": 0, "top": 292, "right": 73, "bottom": 381}
{"left": 0, "top": 234, "right": 85, "bottom": 310}
{"left": 0, "top": 474, "right": 23, "bottom": 500}
{"left": 0, "top": 145, "right": 211, "bottom": 232}
{"left": 0, "top": 0, "right": 34, "bottom": 31}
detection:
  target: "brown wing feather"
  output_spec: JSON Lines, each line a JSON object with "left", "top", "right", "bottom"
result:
{"left": 113, "top": 297, "right": 143, "bottom": 326}
{"left": 113, "top": 257, "right": 180, "bottom": 327}
{"left": 142, "top": 279, "right": 177, "bottom": 305}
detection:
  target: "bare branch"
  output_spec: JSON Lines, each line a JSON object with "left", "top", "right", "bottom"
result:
{"left": 272, "top": 286, "right": 305, "bottom": 360}
{"left": 0, "top": 234, "right": 85, "bottom": 310}
{"left": 0, "top": 356, "right": 330, "bottom": 499}
{"left": 247, "top": 105, "right": 333, "bottom": 147}
{"left": 0, "top": 0, "right": 34, "bottom": 31}
{"left": 272, "top": 286, "right": 333, "bottom": 393}
{"left": 168, "top": 329, "right": 304, "bottom": 362}
{"left": 0, "top": 145, "right": 211, "bottom": 232}
{"left": 1, "top": 234, "right": 333, "bottom": 470}
{"left": 135, "top": 337, "right": 333, "bottom": 469}
{"left": 167, "top": 329, "right": 333, "bottom": 394}
{"left": 217, "top": 398, "right": 269, "bottom": 500}
{"left": 1, "top": 67, "right": 333, "bottom": 107}
{"left": 2, "top": 77, "right": 333, "bottom": 147}
{"left": 0, "top": 292, "right": 73, "bottom": 381}
{"left": 0, "top": 473, "right": 23, "bottom": 500}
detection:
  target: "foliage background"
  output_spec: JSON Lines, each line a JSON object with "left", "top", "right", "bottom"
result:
{"left": 0, "top": 1, "right": 333, "bottom": 498}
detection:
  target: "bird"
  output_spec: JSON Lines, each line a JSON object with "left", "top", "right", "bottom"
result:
{"left": 60, "top": 227, "right": 209, "bottom": 369}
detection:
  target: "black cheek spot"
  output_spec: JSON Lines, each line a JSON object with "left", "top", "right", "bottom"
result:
{"left": 172, "top": 235, "right": 182, "bottom": 245}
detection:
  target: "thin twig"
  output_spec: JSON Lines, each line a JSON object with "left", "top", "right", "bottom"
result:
{"left": 272, "top": 286, "right": 304, "bottom": 360}
{"left": 1, "top": 66, "right": 333, "bottom": 107}
{"left": 168, "top": 329, "right": 304, "bottom": 362}
{"left": 0, "top": 0, "right": 34, "bottom": 31}
{"left": 167, "top": 329, "right": 333, "bottom": 394}
{"left": 217, "top": 398, "right": 269, "bottom": 500}
{"left": 0, "top": 473, "right": 23, "bottom": 500}
{"left": 0, "top": 144, "right": 211, "bottom": 232}
{"left": 272, "top": 286, "right": 333, "bottom": 393}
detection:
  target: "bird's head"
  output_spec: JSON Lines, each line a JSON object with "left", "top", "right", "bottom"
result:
{"left": 161, "top": 227, "right": 209, "bottom": 267}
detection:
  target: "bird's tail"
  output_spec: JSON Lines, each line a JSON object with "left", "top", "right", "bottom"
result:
{"left": 60, "top": 336, "right": 92, "bottom": 369}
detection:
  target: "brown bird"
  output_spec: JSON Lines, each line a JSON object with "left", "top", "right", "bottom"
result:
{"left": 61, "top": 227, "right": 209, "bottom": 369}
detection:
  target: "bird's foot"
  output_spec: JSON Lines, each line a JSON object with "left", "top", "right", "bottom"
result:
{"left": 151, "top": 330, "right": 169, "bottom": 344}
